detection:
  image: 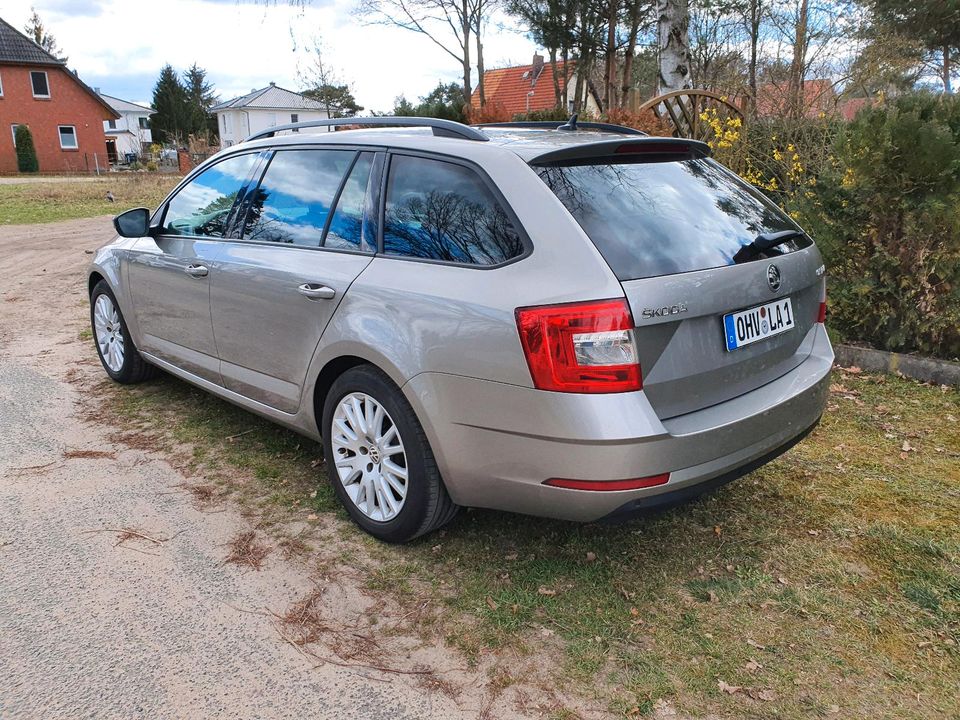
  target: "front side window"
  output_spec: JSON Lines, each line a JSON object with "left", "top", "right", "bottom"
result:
{"left": 162, "top": 153, "right": 257, "bottom": 237}
{"left": 11, "top": 124, "right": 20, "bottom": 147}
{"left": 383, "top": 155, "right": 524, "bottom": 265}
{"left": 242, "top": 149, "right": 354, "bottom": 247}
{"left": 107, "top": 119, "right": 116, "bottom": 129}
{"left": 138, "top": 117, "right": 149, "bottom": 129}
{"left": 0, "top": 72, "right": 4, "bottom": 96}
{"left": 30, "top": 71, "right": 49, "bottom": 97}
{"left": 58, "top": 125, "right": 77, "bottom": 149}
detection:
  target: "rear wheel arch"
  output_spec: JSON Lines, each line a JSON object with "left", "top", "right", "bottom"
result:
{"left": 312, "top": 356, "right": 371, "bottom": 436}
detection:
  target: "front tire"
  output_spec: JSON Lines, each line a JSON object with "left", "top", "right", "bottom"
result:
{"left": 90, "top": 280, "right": 157, "bottom": 384}
{"left": 322, "top": 365, "right": 459, "bottom": 543}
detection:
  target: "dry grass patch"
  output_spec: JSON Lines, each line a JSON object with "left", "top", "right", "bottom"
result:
{"left": 0, "top": 174, "right": 179, "bottom": 225}
{"left": 63, "top": 449, "right": 117, "bottom": 460}
{"left": 224, "top": 530, "right": 271, "bottom": 570}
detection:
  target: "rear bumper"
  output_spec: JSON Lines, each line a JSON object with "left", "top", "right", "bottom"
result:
{"left": 404, "top": 325, "right": 833, "bottom": 522}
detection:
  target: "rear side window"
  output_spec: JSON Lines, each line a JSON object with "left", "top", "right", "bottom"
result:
{"left": 383, "top": 155, "right": 524, "bottom": 266}
{"left": 536, "top": 158, "right": 809, "bottom": 281}
{"left": 163, "top": 153, "right": 257, "bottom": 237}
{"left": 325, "top": 152, "right": 374, "bottom": 251}
{"left": 243, "top": 149, "right": 355, "bottom": 246}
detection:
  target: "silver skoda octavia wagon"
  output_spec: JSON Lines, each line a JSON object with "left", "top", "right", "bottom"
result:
{"left": 89, "top": 116, "right": 832, "bottom": 542}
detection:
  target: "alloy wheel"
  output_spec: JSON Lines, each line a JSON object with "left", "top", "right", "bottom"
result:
{"left": 93, "top": 294, "right": 125, "bottom": 373}
{"left": 331, "top": 392, "right": 408, "bottom": 522}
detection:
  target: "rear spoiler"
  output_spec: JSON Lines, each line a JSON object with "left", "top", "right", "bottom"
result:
{"left": 529, "top": 137, "right": 711, "bottom": 166}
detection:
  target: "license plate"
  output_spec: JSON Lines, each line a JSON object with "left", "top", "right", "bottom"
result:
{"left": 723, "top": 298, "right": 794, "bottom": 351}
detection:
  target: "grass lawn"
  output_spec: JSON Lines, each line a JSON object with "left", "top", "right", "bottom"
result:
{"left": 107, "top": 364, "right": 959, "bottom": 718}
{"left": 0, "top": 174, "right": 179, "bottom": 224}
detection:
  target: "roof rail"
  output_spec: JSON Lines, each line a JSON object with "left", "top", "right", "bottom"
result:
{"left": 475, "top": 120, "right": 646, "bottom": 136}
{"left": 245, "top": 116, "right": 489, "bottom": 143}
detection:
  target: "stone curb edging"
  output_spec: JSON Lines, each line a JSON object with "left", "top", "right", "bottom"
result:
{"left": 834, "top": 343, "right": 960, "bottom": 387}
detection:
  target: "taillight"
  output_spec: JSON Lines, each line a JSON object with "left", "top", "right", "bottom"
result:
{"left": 515, "top": 298, "right": 642, "bottom": 393}
{"left": 816, "top": 278, "right": 827, "bottom": 323}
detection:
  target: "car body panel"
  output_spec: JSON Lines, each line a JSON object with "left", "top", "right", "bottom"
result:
{"left": 624, "top": 245, "right": 825, "bottom": 419}
{"left": 125, "top": 235, "right": 224, "bottom": 384}
{"left": 210, "top": 241, "right": 374, "bottom": 412}
{"left": 404, "top": 325, "right": 832, "bottom": 517}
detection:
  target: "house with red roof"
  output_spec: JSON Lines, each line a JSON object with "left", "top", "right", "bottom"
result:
{"left": 470, "top": 54, "right": 600, "bottom": 118}
{"left": 0, "top": 16, "right": 117, "bottom": 173}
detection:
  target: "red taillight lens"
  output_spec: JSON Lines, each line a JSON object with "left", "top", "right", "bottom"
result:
{"left": 515, "top": 299, "right": 642, "bottom": 393}
{"left": 544, "top": 474, "right": 669, "bottom": 491}
{"left": 816, "top": 278, "right": 827, "bottom": 323}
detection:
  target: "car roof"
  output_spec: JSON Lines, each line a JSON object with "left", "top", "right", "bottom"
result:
{"left": 235, "top": 124, "right": 648, "bottom": 161}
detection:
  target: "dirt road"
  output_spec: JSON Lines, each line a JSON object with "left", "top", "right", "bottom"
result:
{"left": 0, "top": 218, "right": 569, "bottom": 719}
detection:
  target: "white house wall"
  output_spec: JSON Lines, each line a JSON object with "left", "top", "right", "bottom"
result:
{"left": 104, "top": 111, "right": 153, "bottom": 156}
{"left": 219, "top": 108, "right": 330, "bottom": 146}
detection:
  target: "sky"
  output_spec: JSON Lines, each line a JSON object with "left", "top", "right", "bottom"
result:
{"left": 2, "top": 0, "right": 537, "bottom": 111}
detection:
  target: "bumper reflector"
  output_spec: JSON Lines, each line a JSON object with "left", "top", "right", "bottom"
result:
{"left": 543, "top": 474, "right": 670, "bottom": 491}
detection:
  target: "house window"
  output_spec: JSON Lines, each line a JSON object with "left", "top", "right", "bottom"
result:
{"left": 138, "top": 117, "right": 149, "bottom": 130}
{"left": 58, "top": 125, "right": 78, "bottom": 149}
{"left": 291, "top": 113, "right": 299, "bottom": 133}
{"left": 107, "top": 119, "right": 116, "bottom": 129}
{"left": 0, "top": 72, "right": 4, "bottom": 97}
{"left": 30, "top": 71, "right": 50, "bottom": 98}
{"left": 11, "top": 124, "right": 21, "bottom": 147}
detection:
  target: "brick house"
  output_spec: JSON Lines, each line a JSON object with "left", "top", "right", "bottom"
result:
{"left": 0, "top": 16, "right": 117, "bottom": 173}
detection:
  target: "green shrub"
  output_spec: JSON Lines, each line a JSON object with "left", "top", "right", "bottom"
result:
{"left": 15, "top": 125, "right": 39, "bottom": 173}
{"left": 805, "top": 93, "right": 960, "bottom": 359}
{"left": 146, "top": 160, "right": 158, "bottom": 172}
{"left": 740, "top": 95, "right": 960, "bottom": 360}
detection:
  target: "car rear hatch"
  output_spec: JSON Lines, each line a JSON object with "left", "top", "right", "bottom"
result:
{"left": 531, "top": 138, "right": 824, "bottom": 420}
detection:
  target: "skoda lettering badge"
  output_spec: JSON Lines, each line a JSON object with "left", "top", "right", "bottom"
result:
{"left": 767, "top": 263, "right": 782, "bottom": 292}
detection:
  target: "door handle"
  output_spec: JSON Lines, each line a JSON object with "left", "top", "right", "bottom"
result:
{"left": 184, "top": 264, "right": 209, "bottom": 278}
{"left": 297, "top": 283, "right": 336, "bottom": 300}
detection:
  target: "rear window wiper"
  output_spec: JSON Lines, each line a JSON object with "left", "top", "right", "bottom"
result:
{"left": 733, "top": 230, "right": 805, "bottom": 264}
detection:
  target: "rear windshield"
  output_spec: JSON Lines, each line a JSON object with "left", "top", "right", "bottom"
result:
{"left": 535, "top": 158, "right": 810, "bottom": 281}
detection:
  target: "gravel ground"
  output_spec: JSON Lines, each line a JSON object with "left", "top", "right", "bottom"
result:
{"left": 0, "top": 218, "right": 543, "bottom": 720}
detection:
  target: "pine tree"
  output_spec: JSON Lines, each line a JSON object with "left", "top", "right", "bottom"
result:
{"left": 23, "top": 7, "right": 67, "bottom": 61}
{"left": 151, "top": 65, "right": 190, "bottom": 146}
{"left": 15, "top": 126, "right": 39, "bottom": 173}
{"left": 183, "top": 64, "right": 219, "bottom": 140}
{"left": 871, "top": 0, "right": 960, "bottom": 93}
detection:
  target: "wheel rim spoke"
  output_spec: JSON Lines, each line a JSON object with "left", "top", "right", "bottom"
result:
{"left": 331, "top": 391, "right": 409, "bottom": 522}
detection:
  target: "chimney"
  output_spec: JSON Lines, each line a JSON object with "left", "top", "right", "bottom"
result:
{"left": 94, "top": 87, "right": 100, "bottom": 94}
{"left": 270, "top": 81, "right": 276, "bottom": 86}
{"left": 531, "top": 54, "right": 545, "bottom": 85}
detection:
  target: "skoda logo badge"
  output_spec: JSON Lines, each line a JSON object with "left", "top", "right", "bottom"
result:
{"left": 767, "top": 264, "right": 782, "bottom": 292}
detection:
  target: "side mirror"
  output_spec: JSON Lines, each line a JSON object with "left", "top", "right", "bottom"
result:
{"left": 113, "top": 207, "right": 151, "bottom": 238}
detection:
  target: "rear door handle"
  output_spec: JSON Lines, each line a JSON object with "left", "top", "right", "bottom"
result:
{"left": 184, "top": 264, "right": 209, "bottom": 278}
{"left": 297, "top": 283, "right": 336, "bottom": 300}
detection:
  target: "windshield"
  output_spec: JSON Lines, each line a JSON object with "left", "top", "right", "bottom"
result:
{"left": 535, "top": 158, "right": 810, "bottom": 281}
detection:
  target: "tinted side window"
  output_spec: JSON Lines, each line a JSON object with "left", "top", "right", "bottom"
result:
{"left": 325, "top": 152, "right": 374, "bottom": 251}
{"left": 242, "top": 149, "right": 354, "bottom": 246}
{"left": 163, "top": 154, "right": 257, "bottom": 237}
{"left": 383, "top": 155, "right": 524, "bottom": 265}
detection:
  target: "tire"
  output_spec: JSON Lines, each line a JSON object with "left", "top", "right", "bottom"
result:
{"left": 90, "top": 280, "right": 158, "bottom": 384}
{"left": 322, "top": 365, "right": 459, "bottom": 543}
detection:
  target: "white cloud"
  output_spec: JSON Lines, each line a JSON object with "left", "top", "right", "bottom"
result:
{"left": 7, "top": 0, "right": 537, "bottom": 112}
